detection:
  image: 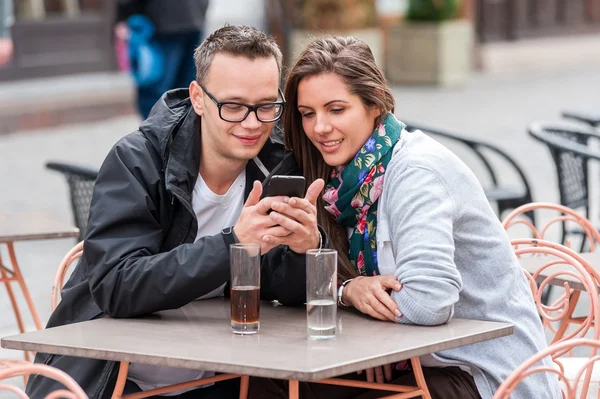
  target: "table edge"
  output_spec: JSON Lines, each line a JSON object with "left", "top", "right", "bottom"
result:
{"left": 1, "top": 323, "right": 514, "bottom": 381}
{"left": 0, "top": 231, "right": 80, "bottom": 243}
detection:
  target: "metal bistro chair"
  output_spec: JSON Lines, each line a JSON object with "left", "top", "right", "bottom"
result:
{"left": 494, "top": 339, "right": 600, "bottom": 399}
{"left": 528, "top": 122, "right": 600, "bottom": 252}
{"left": 46, "top": 162, "right": 99, "bottom": 241}
{"left": 404, "top": 121, "right": 535, "bottom": 224}
{"left": 0, "top": 363, "right": 88, "bottom": 399}
{"left": 563, "top": 110, "right": 600, "bottom": 129}
{"left": 509, "top": 239, "right": 600, "bottom": 399}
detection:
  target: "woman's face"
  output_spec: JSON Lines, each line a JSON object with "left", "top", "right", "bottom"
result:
{"left": 297, "top": 73, "right": 380, "bottom": 167}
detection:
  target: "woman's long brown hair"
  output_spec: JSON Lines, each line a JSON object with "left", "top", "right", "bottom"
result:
{"left": 283, "top": 36, "right": 395, "bottom": 282}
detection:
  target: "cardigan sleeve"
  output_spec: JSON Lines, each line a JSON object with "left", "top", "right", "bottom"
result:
{"left": 385, "top": 164, "right": 463, "bottom": 326}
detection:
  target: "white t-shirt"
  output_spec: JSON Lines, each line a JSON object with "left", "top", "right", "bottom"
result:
{"left": 127, "top": 171, "right": 246, "bottom": 395}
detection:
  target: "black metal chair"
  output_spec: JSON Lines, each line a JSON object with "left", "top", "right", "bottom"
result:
{"left": 404, "top": 121, "right": 535, "bottom": 224}
{"left": 46, "top": 162, "right": 99, "bottom": 240}
{"left": 562, "top": 110, "right": 600, "bottom": 128}
{"left": 528, "top": 121, "right": 600, "bottom": 251}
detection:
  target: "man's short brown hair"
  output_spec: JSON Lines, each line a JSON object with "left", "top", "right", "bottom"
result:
{"left": 193, "top": 25, "right": 283, "bottom": 85}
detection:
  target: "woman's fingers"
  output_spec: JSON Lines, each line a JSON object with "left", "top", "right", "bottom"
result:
{"left": 360, "top": 302, "right": 390, "bottom": 322}
{"left": 384, "top": 363, "right": 393, "bottom": 382}
{"left": 367, "top": 295, "right": 397, "bottom": 322}
{"left": 374, "top": 366, "right": 385, "bottom": 384}
{"left": 361, "top": 365, "right": 393, "bottom": 384}
{"left": 380, "top": 276, "right": 402, "bottom": 292}
{"left": 366, "top": 367, "right": 375, "bottom": 383}
{"left": 374, "top": 288, "right": 402, "bottom": 319}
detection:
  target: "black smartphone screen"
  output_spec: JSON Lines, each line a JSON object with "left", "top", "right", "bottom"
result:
{"left": 267, "top": 176, "right": 306, "bottom": 198}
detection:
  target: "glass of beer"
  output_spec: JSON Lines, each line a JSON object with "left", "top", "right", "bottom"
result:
{"left": 306, "top": 249, "right": 337, "bottom": 340}
{"left": 230, "top": 243, "right": 260, "bottom": 335}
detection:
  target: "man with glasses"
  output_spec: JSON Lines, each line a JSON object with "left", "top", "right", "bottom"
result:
{"left": 27, "top": 25, "right": 325, "bottom": 399}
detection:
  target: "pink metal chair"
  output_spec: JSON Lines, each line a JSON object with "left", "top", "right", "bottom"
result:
{"left": 502, "top": 202, "right": 600, "bottom": 252}
{"left": 0, "top": 243, "right": 44, "bottom": 361}
{"left": 504, "top": 203, "right": 600, "bottom": 338}
{"left": 511, "top": 238, "right": 600, "bottom": 345}
{"left": 0, "top": 363, "right": 88, "bottom": 399}
{"left": 52, "top": 242, "right": 249, "bottom": 399}
{"left": 512, "top": 238, "right": 600, "bottom": 398}
{"left": 494, "top": 338, "right": 600, "bottom": 399}
{"left": 51, "top": 241, "right": 83, "bottom": 311}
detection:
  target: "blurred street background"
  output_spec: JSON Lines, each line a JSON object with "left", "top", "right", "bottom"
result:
{"left": 1, "top": 0, "right": 600, "bottom": 395}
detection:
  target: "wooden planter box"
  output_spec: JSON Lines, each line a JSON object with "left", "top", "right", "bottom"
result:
{"left": 386, "top": 19, "right": 473, "bottom": 86}
{"left": 289, "top": 27, "right": 384, "bottom": 69}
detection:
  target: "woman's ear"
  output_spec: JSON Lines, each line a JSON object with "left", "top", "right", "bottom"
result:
{"left": 369, "top": 106, "right": 382, "bottom": 123}
{"left": 189, "top": 81, "right": 205, "bottom": 116}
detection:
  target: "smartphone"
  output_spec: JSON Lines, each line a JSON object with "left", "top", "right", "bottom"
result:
{"left": 266, "top": 175, "right": 306, "bottom": 198}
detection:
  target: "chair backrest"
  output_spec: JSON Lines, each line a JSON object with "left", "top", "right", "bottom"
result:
{"left": 511, "top": 238, "right": 600, "bottom": 345}
{"left": 562, "top": 110, "right": 600, "bottom": 129}
{"left": 502, "top": 202, "right": 600, "bottom": 252}
{"left": 0, "top": 363, "right": 88, "bottom": 399}
{"left": 46, "top": 162, "right": 99, "bottom": 240}
{"left": 510, "top": 239, "right": 600, "bottom": 398}
{"left": 404, "top": 121, "right": 534, "bottom": 222}
{"left": 493, "top": 338, "right": 600, "bottom": 399}
{"left": 528, "top": 122, "right": 600, "bottom": 218}
{"left": 52, "top": 241, "right": 84, "bottom": 311}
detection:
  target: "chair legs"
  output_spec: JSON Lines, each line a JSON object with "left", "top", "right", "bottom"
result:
{"left": 288, "top": 380, "right": 299, "bottom": 399}
{"left": 5, "top": 243, "right": 43, "bottom": 331}
{"left": 0, "top": 242, "right": 44, "bottom": 363}
{"left": 111, "top": 362, "right": 129, "bottom": 399}
{"left": 239, "top": 375, "right": 249, "bottom": 399}
{"left": 409, "top": 357, "right": 432, "bottom": 399}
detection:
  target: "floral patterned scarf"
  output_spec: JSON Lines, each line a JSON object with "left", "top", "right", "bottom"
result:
{"left": 322, "top": 113, "right": 404, "bottom": 276}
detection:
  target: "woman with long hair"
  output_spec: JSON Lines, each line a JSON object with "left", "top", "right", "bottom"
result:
{"left": 250, "top": 36, "right": 561, "bottom": 399}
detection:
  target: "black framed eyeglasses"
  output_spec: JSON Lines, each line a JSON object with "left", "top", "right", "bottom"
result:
{"left": 200, "top": 85, "right": 286, "bottom": 123}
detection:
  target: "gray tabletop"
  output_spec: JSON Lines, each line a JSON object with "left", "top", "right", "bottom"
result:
{"left": 0, "top": 212, "right": 79, "bottom": 243}
{"left": 519, "top": 251, "right": 600, "bottom": 292}
{"left": 1, "top": 298, "right": 513, "bottom": 381}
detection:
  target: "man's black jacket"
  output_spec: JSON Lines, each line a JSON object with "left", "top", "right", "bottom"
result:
{"left": 27, "top": 89, "right": 314, "bottom": 399}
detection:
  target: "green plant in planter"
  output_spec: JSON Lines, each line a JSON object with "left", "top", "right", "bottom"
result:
{"left": 406, "top": 0, "right": 459, "bottom": 22}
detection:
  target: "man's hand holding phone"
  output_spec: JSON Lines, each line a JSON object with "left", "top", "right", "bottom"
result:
{"left": 233, "top": 181, "right": 292, "bottom": 254}
{"left": 263, "top": 178, "right": 325, "bottom": 254}
{"left": 233, "top": 177, "right": 325, "bottom": 254}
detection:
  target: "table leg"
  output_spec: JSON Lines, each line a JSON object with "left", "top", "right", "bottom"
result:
{"left": 289, "top": 380, "right": 299, "bottom": 399}
{"left": 239, "top": 375, "right": 249, "bottom": 399}
{"left": 7, "top": 242, "right": 44, "bottom": 331}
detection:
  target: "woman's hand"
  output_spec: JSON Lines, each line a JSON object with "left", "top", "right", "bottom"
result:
{"left": 345, "top": 275, "right": 402, "bottom": 321}
{"left": 263, "top": 179, "right": 325, "bottom": 254}
{"left": 358, "top": 364, "right": 393, "bottom": 384}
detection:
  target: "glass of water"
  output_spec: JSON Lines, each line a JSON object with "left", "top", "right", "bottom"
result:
{"left": 306, "top": 249, "right": 337, "bottom": 340}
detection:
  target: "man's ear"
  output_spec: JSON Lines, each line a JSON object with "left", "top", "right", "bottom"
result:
{"left": 189, "top": 81, "right": 205, "bottom": 116}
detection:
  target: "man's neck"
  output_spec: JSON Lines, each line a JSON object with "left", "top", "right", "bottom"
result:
{"left": 199, "top": 144, "right": 247, "bottom": 196}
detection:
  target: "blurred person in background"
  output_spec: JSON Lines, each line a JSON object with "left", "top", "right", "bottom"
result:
{"left": 116, "top": 0, "right": 210, "bottom": 119}
{"left": 0, "top": 0, "right": 13, "bottom": 67}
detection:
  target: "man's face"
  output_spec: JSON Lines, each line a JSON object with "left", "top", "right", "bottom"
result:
{"left": 191, "top": 53, "right": 280, "bottom": 165}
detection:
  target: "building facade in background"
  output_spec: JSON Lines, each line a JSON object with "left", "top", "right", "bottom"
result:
{"left": 478, "top": 0, "right": 600, "bottom": 42}
{"left": 0, "top": 0, "right": 115, "bottom": 81}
